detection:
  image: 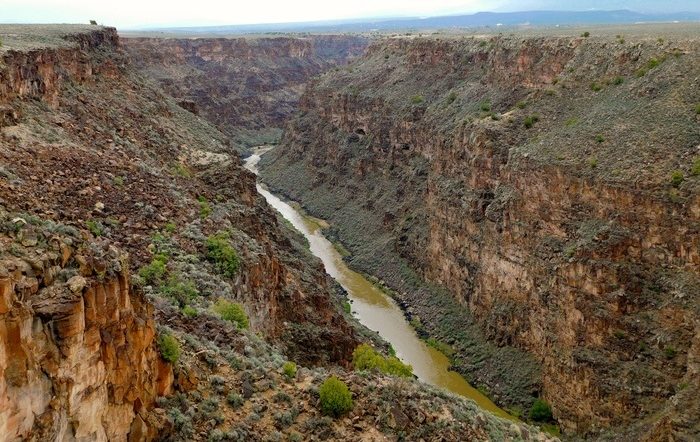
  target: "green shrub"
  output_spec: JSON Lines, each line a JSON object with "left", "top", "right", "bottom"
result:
{"left": 352, "top": 344, "right": 413, "bottom": 377}
{"left": 410, "top": 95, "right": 424, "bottom": 105}
{"left": 86, "top": 219, "right": 103, "bottom": 237}
{"left": 480, "top": 101, "right": 491, "bottom": 112}
{"left": 564, "top": 117, "right": 578, "bottom": 127}
{"left": 212, "top": 299, "right": 249, "bottom": 329}
{"left": 158, "top": 333, "right": 181, "bottom": 364}
{"left": 595, "top": 134, "right": 605, "bottom": 143}
{"left": 182, "top": 305, "right": 198, "bottom": 317}
{"left": 162, "top": 276, "right": 199, "bottom": 307}
{"left": 590, "top": 82, "right": 602, "bottom": 92}
{"left": 410, "top": 317, "right": 424, "bottom": 333}
{"left": 670, "top": 171, "right": 684, "bottom": 188}
{"left": 523, "top": 114, "right": 539, "bottom": 129}
{"left": 505, "top": 406, "right": 523, "bottom": 419}
{"left": 588, "top": 157, "right": 598, "bottom": 169}
{"left": 342, "top": 300, "right": 351, "bottom": 314}
{"left": 692, "top": 157, "right": 700, "bottom": 176}
{"left": 206, "top": 231, "right": 240, "bottom": 277}
{"left": 273, "top": 391, "right": 292, "bottom": 403}
{"left": 516, "top": 100, "right": 527, "bottom": 109}
{"left": 318, "top": 376, "right": 353, "bottom": 417}
{"left": 384, "top": 357, "right": 414, "bottom": 377}
{"left": 664, "top": 346, "right": 678, "bottom": 359}
{"left": 426, "top": 338, "right": 455, "bottom": 357}
{"left": 198, "top": 196, "right": 212, "bottom": 219}
{"left": 139, "top": 254, "right": 168, "bottom": 284}
{"left": 172, "top": 163, "right": 191, "bottom": 178}
{"left": 529, "top": 398, "right": 553, "bottom": 422}
{"left": 113, "top": 176, "right": 125, "bottom": 186}
{"left": 446, "top": 91, "right": 457, "bottom": 104}
{"left": 695, "top": 104, "right": 700, "bottom": 115}
{"left": 282, "top": 361, "right": 297, "bottom": 379}
{"left": 274, "top": 407, "right": 299, "bottom": 429}
{"left": 227, "top": 392, "right": 244, "bottom": 408}
{"left": 613, "top": 76, "right": 624, "bottom": 85}
{"left": 646, "top": 57, "right": 661, "bottom": 69}
{"left": 167, "top": 408, "right": 193, "bottom": 438}
{"left": 164, "top": 221, "right": 176, "bottom": 234}
{"left": 581, "top": 31, "right": 590, "bottom": 38}
{"left": 541, "top": 423, "right": 561, "bottom": 437}
{"left": 613, "top": 329, "right": 626, "bottom": 339}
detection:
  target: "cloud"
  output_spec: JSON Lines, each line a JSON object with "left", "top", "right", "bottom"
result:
{"left": 3, "top": 0, "right": 697, "bottom": 29}
{"left": 2, "top": 0, "right": 487, "bottom": 28}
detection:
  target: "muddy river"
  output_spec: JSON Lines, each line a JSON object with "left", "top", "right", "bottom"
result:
{"left": 245, "top": 146, "right": 512, "bottom": 420}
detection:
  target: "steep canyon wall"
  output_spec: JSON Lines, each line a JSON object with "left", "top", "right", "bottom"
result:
{"left": 262, "top": 35, "right": 700, "bottom": 439}
{"left": 123, "top": 35, "right": 369, "bottom": 152}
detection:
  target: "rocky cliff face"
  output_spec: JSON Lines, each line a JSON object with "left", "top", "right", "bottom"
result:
{"left": 0, "top": 25, "right": 363, "bottom": 440}
{"left": 262, "top": 34, "right": 700, "bottom": 438}
{"left": 0, "top": 207, "right": 170, "bottom": 441}
{"left": 0, "top": 26, "right": 558, "bottom": 442}
{"left": 0, "top": 25, "right": 358, "bottom": 363}
{"left": 123, "top": 35, "right": 369, "bottom": 152}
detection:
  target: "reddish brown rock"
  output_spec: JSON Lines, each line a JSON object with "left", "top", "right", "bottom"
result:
{"left": 0, "top": 233, "right": 168, "bottom": 441}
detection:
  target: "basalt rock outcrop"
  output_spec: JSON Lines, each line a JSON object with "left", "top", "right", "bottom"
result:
{"left": 0, "top": 208, "right": 169, "bottom": 441}
{"left": 123, "top": 35, "right": 369, "bottom": 152}
{"left": 262, "top": 34, "right": 700, "bottom": 439}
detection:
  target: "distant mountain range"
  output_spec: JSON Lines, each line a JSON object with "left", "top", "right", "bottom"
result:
{"left": 144, "top": 9, "right": 700, "bottom": 34}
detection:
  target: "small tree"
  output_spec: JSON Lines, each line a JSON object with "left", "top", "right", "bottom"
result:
{"left": 318, "top": 376, "right": 353, "bottom": 417}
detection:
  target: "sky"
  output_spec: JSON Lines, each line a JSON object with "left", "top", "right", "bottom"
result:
{"left": 3, "top": 0, "right": 699, "bottom": 29}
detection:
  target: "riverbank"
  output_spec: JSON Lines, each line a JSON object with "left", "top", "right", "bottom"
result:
{"left": 244, "top": 146, "right": 515, "bottom": 421}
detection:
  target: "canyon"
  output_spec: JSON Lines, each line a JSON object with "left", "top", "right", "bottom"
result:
{"left": 0, "top": 25, "right": 554, "bottom": 441}
{"left": 262, "top": 34, "right": 700, "bottom": 440}
{"left": 123, "top": 35, "right": 368, "bottom": 152}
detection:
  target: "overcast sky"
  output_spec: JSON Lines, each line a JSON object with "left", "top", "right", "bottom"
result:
{"left": 3, "top": 0, "right": 699, "bottom": 29}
